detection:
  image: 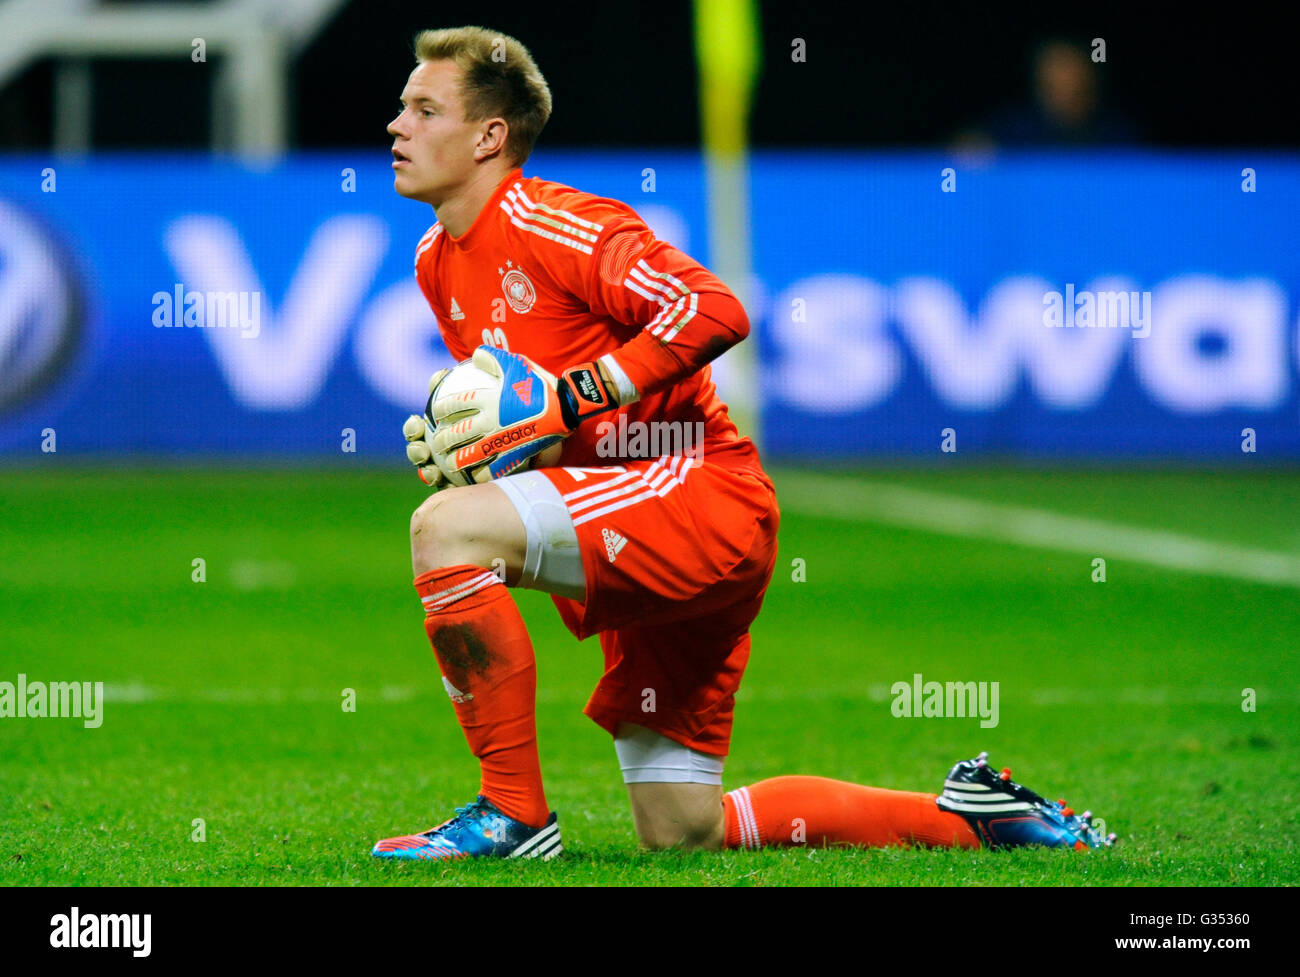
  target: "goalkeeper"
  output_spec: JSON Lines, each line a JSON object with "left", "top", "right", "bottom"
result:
{"left": 374, "top": 26, "right": 1111, "bottom": 859}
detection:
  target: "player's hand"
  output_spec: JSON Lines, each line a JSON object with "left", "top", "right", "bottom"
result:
{"left": 429, "top": 346, "right": 617, "bottom": 479}
{"left": 404, "top": 368, "right": 450, "bottom": 489}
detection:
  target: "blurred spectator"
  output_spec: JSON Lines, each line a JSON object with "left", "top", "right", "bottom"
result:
{"left": 956, "top": 39, "right": 1141, "bottom": 150}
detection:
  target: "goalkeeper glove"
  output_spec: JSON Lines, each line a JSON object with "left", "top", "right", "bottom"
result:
{"left": 403, "top": 367, "right": 449, "bottom": 489}
{"left": 430, "top": 346, "right": 618, "bottom": 483}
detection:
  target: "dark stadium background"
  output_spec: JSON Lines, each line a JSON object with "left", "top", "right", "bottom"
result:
{"left": 2, "top": 3, "right": 1297, "bottom": 150}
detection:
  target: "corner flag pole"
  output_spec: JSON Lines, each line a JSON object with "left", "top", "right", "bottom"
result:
{"left": 693, "top": 0, "right": 761, "bottom": 447}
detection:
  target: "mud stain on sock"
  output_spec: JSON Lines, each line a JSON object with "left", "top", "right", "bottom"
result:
{"left": 431, "top": 623, "right": 496, "bottom": 677}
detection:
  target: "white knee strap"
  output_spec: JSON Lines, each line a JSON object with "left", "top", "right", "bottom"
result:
{"left": 494, "top": 469, "right": 586, "bottom": 602}
{"left": 614, "top": 722, "right": 725, "bottom": 785}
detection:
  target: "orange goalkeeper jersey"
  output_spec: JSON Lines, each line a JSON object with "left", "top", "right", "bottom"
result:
{"left": 413, "top": 167, "right": 763, "bottom": 474}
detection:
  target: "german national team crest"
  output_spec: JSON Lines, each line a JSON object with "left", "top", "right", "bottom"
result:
{"left": 499, "top": 260, "right": 536, "bottom": 314}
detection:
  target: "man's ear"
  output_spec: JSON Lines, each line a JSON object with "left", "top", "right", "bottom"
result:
{"left": 475, "top": 118, "right": 510, "bottom": 161}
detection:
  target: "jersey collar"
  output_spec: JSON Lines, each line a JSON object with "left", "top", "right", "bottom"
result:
{"left": 444, "top": 167, "right": 523, "bottom": 251}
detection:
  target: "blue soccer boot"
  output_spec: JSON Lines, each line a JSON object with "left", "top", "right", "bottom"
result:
{"left": 372, "top": 796, "right": 561, "bottom": 861}
{"left": 936, "top": 751, "right": 1116, "bottom": 850}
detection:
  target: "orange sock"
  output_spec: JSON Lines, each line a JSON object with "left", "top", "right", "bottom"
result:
{"left": 723, "top": 775, "right": 979, "bottom": 849}
{"left": 415, "top": 565, "right": 549, "bottom": 829}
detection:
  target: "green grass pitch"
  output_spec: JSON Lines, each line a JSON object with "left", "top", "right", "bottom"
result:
{"left": 1, "top": 466, "right": 1296, "bottom": 886}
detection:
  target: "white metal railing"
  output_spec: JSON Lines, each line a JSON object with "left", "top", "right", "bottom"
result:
{"left": 0, "top": 0, "right": 346, "bottom": 156}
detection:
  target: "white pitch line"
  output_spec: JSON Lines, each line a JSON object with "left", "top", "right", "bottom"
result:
{"left": 737, "top": 684, "right": 1300, "bottom": 705}
{"left": 96, "top": 684, "right": 575, "bottom": 705}
{"left": 98, "top": 684, "right": 423, "bottom": 705}
{"left": 776, "top": 475, "right": 1300, "bottom": 589}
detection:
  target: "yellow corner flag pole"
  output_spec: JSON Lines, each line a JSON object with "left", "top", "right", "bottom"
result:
{"left": 693, "top": 0, "right": 761, "bottom": 447}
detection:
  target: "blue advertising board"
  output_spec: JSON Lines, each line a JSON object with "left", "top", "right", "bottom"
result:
{"left": 1, "top": 151, "right": 1296, "bottom": 460}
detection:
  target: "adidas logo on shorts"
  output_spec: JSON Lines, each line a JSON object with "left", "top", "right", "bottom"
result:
{"left": 602, "top": 528, "right": 628, "bottom": 563}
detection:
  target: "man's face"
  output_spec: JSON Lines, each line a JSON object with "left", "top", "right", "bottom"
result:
{"left": 388, "top": 60, "right": 484, "bottom": 204}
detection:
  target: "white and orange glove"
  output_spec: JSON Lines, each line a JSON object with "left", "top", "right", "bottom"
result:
{"left": 403, "top": 367, "right": 450, "bottom": 488}
{"left": 430, "top": 346, "right": 618, "bottom": 484}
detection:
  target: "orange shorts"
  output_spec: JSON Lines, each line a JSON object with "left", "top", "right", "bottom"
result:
{"left": 537, "top": 453, "right": 780, "bottom": 756}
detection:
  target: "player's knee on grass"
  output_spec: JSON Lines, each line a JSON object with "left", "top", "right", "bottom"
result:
{"left": 626, "top": 782, "right": 725, "bottom": 851}
{"left": 409, "top": 483, "right": 527, "bottom": 578}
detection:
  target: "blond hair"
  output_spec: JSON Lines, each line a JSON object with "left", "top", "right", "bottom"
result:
{"left": 414, "top": 27, "right": 552, "bottom": 165}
